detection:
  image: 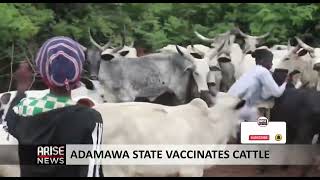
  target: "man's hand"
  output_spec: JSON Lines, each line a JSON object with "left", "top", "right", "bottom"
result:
{"left": 14, "top": 61, "right": 33, "bottom": 92}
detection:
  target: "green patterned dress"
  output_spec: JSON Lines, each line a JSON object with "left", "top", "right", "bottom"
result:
{"left": 13, "top": 93, "right": 76, "bottom": 117}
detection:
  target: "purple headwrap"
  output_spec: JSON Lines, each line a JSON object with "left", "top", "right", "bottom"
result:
{"left": 35, "top": 36, "right": 85, "bottom": 90}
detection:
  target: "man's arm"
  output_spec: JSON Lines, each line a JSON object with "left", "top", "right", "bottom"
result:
{"left": 259, "top": 70, "right": 287, "bottom": 99}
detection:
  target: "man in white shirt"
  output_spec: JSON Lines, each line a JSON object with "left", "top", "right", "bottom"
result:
{"left": 228, "top": 47, "right": 288, "bottom": 122}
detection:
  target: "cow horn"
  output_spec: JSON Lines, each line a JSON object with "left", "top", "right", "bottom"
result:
{"left": 129, "top": 40, "right": 134, "bottom": 47}
{"left": 287, "top": 39, "right": 291, "bottom": 51}
{"left": 207, "top": 40, "right": 226, "bottom": 60}
{"left": 88, "top": 28, "right": 104, "bottom": 51}
{"left": 194, "top": 31, "right": 215, "bottom": 42}
{"left": 121, "top": 32, "right": 125, "bottom": 48}
{"left": 176, "top": 45, "right": 196, "bottom": 63}
{"left": 102, "top": 39, "right": 112, "bottom": 50}
{"left": 191, "top": 45, "right": 205, "bottom": 57}
{"left": 295, "top": 36, "right": 314, "bottom": 52}
{"left": 236, "top": 28, "right": 249, "bottom": 38}
{"left": 176, "top": 45, "right": 184, "bottom": 56}
{"left": 257, "top": 32, "right": 270, "bottom": 39}
{"left": 79, "top": 44, "right": 87, "bottom": 52}
{"left": 111, "top": 46, "right": 123, "bottom": 53}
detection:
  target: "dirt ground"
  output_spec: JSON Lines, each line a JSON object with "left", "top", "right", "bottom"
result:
{"left": 203, "top": 165, "right": 320, "bottom": 177}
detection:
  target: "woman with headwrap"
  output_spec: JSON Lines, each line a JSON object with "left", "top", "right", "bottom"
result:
{"left": 5, "top": 37, "right": 103, "bottom": 177}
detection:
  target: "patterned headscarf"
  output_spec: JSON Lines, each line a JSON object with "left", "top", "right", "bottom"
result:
{"left": 35, "top": 36, "right": 85, "bottom": 91}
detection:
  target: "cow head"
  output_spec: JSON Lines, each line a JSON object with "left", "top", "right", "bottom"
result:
{"left": 209, "top": 92, "right": 246, "bottom": 141}
{"left": 272, "top": 39, "right": 317, "bottom": 89}
{"left": 101, "top": 41, "right": 137, "bottom": 61}
{"left": 235, "top": 28, "right": 270, "bottom": 54}
{"left": 192, "top": 32, "right": 236, "bottom": 92}
{"left": 87, "top": 28, "right": 113, "bottom": 80}
{"left": 295, "top": 37, "right": 320, "bottom": 72}
{"left": 194, "top": 30, "right": 235, "bottom": 62}
{"left": 176, "top": 45, "right": 211, "bottom": 93}
{"left": 88, "top": 28, "right": 137, "bottom": 79}
{"left": 99, "top": 31, "right": 137, "bottom": 61}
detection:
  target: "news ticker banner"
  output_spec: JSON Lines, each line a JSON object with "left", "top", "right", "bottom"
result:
{"left": 0, "top": 144, "right": 319, "bottom": 165}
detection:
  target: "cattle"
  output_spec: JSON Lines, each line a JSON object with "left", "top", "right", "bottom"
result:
{"left": 248, "top": 71, "right": 320, "bottom": 176}
{"left": 194, "top": 30, "right": 241, "bottom": 91}
{"left": 266, "top": 38, "right": 320, "bottom": 91}
{"left": 157, "top": 44, "right": 222, "bottom": 94}
{"left": 293, "top": 37, "right": 320, "bottom": 90}
{"left": 93, "top": 92, "right": 246, "bottom": 177}
{"left": 235, "top": 37, "right": 320, "bottom": 92}
{"left": 270, "top": 71, "right": 320, "bottom": 145}
{"left": 86, "top": 28, "right": 137, "bottom": 80}
{"left": 269, "top": 87, "right": 320, "bottom": 176}
{"left": 194, "top": 28, "right": 271, "bottom": 92}
{"left": 89, "top": 28, "right": 137, "bottom": 60}
{"left": 97, "top": 45, "right": 218, "bottom": 106}
{"left": 235, "top": 28, "right": 270, "bottom": 54}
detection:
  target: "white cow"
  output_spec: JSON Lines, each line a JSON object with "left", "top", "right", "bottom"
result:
{"left": 101, "top": 42, "right": 137, "bottom": 60}
{"left": 157, "top": 44, "right": 222, "bottom": 94}
{"left": 293, "top": 37, "right": 320, "bottom": 90}
{"left": 89, "top": 28, "right": 137, "bottom": 61}
{"left": 93, "top": 92, "right": 245, "bottom": 177}
{"left": 194, "top": 29, "right": 271, "bottom": 91}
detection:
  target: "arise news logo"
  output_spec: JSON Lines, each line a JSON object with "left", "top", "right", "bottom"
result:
{"left": 37, "top": 145, "right": 65, "bottom": 165}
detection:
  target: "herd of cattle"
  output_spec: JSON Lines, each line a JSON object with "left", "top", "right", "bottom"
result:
{"left": 0, "top": 27, "right": 320, "bottom": 176}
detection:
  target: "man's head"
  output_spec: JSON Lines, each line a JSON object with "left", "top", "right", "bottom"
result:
{"left": 35, "top": 37, "right": 85, "bottom": 95}
{"left": 252, "top": 48, "right": 274, "bottom": 70}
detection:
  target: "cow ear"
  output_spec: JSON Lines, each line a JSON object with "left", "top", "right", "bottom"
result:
{"left": 297, "top": 49, "right": 308, "bottom": 56}
{"left": 234, "top": 100, "right": 246, "bottom": 110}
{"left": 209, "top": 66, "right": 221, "bottom": 71}
{"left": 184, "top": 65, "right": 195, "bottom": 72}
{"left": 0, "top": 93, "right": 11, "bottom": 105}
{"left": 176, "top": 45, "right": 184, "bottom": 56}
{"left": 101, "top": 54, "right": 115, "bottom": 61}
{"left": 119, "top": 51, "right": 129, "bottom": 57}
{"left": 190, "top": 53, "right": 202, "bottom": 59}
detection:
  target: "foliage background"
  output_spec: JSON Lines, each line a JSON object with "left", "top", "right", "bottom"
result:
{"left": 1, "top": 3, "right": 319, "bottom": 92}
